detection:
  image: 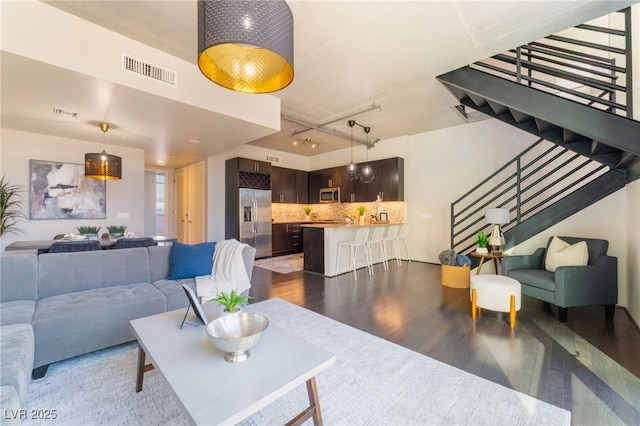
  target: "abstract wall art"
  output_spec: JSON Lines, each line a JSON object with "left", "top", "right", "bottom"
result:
{"left": 29, "top": 159, "right": 106, "bottom": 219}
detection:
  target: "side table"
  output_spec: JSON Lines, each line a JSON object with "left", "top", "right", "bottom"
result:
{"left": 470, "top": 252, "right": 506, "bottom": 275}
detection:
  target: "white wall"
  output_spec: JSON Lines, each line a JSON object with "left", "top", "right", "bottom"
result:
{"left": 0, "top": 128, "right": 145, "bottom": 249}
{"left": 627, "top": 179, "right": 640, "bottom": 321}
{"left": 404, "top": 119, "right": 537, "bottom": 263}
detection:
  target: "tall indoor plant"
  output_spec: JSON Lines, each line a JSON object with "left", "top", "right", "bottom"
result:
{"left": 0, "top": 176, "right": 26, "bottom": 237}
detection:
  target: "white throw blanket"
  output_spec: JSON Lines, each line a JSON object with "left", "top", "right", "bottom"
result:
{"left": 195, "top": 239, "right": 251, "bottom": 301}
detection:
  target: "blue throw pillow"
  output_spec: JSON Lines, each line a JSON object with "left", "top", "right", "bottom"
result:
{"left": 167, "top": 241, "right": 216, "bottom": 280}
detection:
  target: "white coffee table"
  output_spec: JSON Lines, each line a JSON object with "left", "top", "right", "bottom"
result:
{"left": 130, "top": 302, "right": 336, "bottom": 425}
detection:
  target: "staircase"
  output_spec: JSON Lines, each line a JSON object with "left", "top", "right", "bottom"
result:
{"left": 437, "top": 7, "right": 640, "bottom": 255}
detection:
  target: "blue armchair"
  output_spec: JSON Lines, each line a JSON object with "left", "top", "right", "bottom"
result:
{"left": 501, "top": 236, "right": 617, "bottom": 322}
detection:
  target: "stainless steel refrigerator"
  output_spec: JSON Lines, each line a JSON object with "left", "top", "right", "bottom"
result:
{"left": 239, "top": 188, "right": 272, "bottom": 258}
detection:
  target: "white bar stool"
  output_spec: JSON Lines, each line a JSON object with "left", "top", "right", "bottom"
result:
{"left": 367, "top": 226, "right": 387, "bottom": 271}
{"left": 382, "top": 225, "right": 400, "bottom": 266}
{"left": 395, "top": 225, "right": 411, "bottom": 262}
{"left": 335, "top": 228, "right": 372, "bottom": 280}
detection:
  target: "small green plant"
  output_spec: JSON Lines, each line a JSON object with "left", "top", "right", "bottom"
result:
{"left": 476, "top": 231, "right": 488, "bottom": 248}
{"left": 77, "top": 226, "right": 101, "bottom": 235}
{"left": 0, "top": 176, "right": 26, "bottom": 237}
{"left": 356, "top": 206, "right": 366, "bottom": 217}
{"left": 210, "top": 290, "right": 251, "bottom": 313}
{"left": 303, "top": 207, "right": 312, "bottom": 215}
{"left": 106, "top": 225, "right": 127, "bottom": 235}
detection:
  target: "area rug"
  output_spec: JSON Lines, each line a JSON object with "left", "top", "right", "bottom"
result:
{"left": 23, "top": 298, "right": 570, "bottom": 425}
{"left": 254, "top": 253, "right": 303, "bottom": 274}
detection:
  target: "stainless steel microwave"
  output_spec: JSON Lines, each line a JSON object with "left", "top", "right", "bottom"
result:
{"left": 319, "top": 187, "right": 340, "bottom": 203}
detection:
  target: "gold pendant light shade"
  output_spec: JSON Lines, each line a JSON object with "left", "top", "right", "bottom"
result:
{"left": 85, "top": 123, "right": 122, "bottom": 180}
{"left": 197, "top": 0, "right": 294, "bottom": 94}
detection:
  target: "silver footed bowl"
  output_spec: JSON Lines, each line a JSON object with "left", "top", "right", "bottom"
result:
{"left": 205, "top": 313, "right": 269, "bottom": 363}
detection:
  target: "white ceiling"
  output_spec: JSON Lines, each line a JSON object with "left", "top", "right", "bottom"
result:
{"left": 2, "top": 0, "right": 635, "bottom": 169}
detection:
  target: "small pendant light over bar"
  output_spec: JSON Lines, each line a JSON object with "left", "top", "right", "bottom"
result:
{"left": 344, "top": 120, "right": 359, "bottom": 181}
{"left": 197, "top": 0, "right": 294, "bottom": 94}
{"left": 85, "top": 123, "right": 122, "bottom": 180}
{"left": 360, "top": 126, "right": 374, "bottom": 183}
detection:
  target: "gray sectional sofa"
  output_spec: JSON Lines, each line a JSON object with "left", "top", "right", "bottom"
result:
{"left": 0, "top": 244, "right": 256, "bottom": 422}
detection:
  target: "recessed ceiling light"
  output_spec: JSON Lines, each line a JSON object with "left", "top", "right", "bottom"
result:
{"left": 189, "top": 139, "right": 201, "bottom": 144}
{"left": 157, "top": 160, "right": 165, "bottom": 165}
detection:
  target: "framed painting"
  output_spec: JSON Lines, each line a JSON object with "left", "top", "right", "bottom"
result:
{"left": 29, "top": 159, "right": 106, "bottom": 219}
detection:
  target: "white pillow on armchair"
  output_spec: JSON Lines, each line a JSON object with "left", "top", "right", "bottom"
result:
{"left": 544, "top": 236, "right": 589, "bottom": 272}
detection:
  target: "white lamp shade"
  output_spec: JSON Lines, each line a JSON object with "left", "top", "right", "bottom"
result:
{"left": 485, "top": 208, "right": 509, "bottom": 225}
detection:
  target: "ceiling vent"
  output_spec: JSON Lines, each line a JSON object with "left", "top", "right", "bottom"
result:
{"left": 53, "top": 107, "right": 78, "bottom": 118}
{"left": 265, "top": 155, "right": 281, "bottom": 163}
{"left": 122, "top": 54, "right": 177, "bottom": 87}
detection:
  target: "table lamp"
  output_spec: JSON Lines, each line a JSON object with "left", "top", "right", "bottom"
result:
{"left": 485, "top": 208, "right": 510, "bottom": 254}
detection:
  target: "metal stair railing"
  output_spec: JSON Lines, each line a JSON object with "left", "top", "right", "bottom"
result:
{"left": 470, "top": 7, "right": 633, "bottom": 118}
{"left": 450, "top": 138, "right": 608, "bottom": 255}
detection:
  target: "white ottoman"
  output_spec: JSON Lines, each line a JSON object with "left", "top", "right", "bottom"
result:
{"left": 470, "top": 275, "right": 521, "bottom": 328}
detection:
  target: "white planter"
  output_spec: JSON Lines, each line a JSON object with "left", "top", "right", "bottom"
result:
{"left": 475, "top": 247, "right": 488, "bottom": 254}
{"left": 359, "top": 216, "right": 365, "bottom": 225}
{"left": 221, "top": 307, "right": 242, "bottom": 315}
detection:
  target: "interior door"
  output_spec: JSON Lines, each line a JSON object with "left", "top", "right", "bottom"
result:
{"left": 175, "top": 167, "right": 187, "bottom": 242}
{"left": 187, "top": 162, "right": 205, "bottom": 243}
{"left": 175, "top": 161, "right": 206, "bottom": 244}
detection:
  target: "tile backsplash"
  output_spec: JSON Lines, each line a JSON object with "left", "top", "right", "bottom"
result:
{"left": 272, "top": 201, "right": 405, "bottom": 224}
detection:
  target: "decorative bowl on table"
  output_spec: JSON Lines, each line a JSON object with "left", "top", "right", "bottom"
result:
{"left": 205, "top": 313, "right": 269, "bottom": 363}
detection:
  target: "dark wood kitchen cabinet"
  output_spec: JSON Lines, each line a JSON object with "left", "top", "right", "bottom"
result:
{"left": 307, "top": 157, "right": 403, "bottom": 204}
{"left": 272, "top": 223, "right": 303, "bottom": 256}
{"left": 238, "top": 158, "right": 271, "bottom": 175}
{"left": 308, "top": 167, "right": 342, "bottom": 203}
{"left": 295, "top": 170, "right": 309, "bottom": 204}
{"left": 366, "top": 157, "right": 404, "bottom": 201}
{"left": 272, "top": 167, "right": 308, "bottom": 204}
{"left": 340, "top": 157, "right": 404, "bottom": 202}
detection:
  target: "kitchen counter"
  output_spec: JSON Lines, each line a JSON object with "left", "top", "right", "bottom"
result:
{"left": 302, "top": 223, "right": 402, "bottom": 276}
{"left": 301, "top": 223, "right": 389, "bottom": 228}
{"left": 272, "top": 220, "right": 343, "bottom": 225}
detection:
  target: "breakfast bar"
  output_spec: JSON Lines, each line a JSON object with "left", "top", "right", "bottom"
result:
{"left": 302, "top": 223, "right": 394, "bottom": 277}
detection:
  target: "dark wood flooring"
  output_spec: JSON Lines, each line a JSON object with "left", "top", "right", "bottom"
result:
{"left": 249, "top": 260, "right": 640, "bottom": 426}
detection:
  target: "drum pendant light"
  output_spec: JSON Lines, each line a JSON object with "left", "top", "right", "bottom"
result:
{"left": 197, "top": 0, "right": 294, "bottom": 94}
{"left": 85, "top": 123, "right": 122, "bottom": 180}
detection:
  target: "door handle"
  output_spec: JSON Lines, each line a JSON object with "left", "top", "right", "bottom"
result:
{"left": 253, "top": 199, "right": 258, "bottom": 234}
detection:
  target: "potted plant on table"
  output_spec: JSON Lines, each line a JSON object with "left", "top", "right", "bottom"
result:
{"left": 304, "top": 207, "right": 312, "bottom": 222}
{"left": 211, "top": 290, "right": 251, "bottom": 314}
{"left": 106, "top": 225, "right": 127, "bottom": 238}
{"left": 356, "top": 206, "right": 366, "bottom": 225}
{"left": 476, "top": 231, "right": 489, "bottom": 254}
{"left": 77, "top": 226, "right": 101, "bottom": 240}
{"left": 0, "top": 176, "right": 26, "bottom": 237}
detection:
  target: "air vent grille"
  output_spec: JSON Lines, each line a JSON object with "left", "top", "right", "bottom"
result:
{"left": 266, "top": 155, "right": 281, "bottom": 163}
{"left": 122, "top": 54, "right": 177, "bottom": 86}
